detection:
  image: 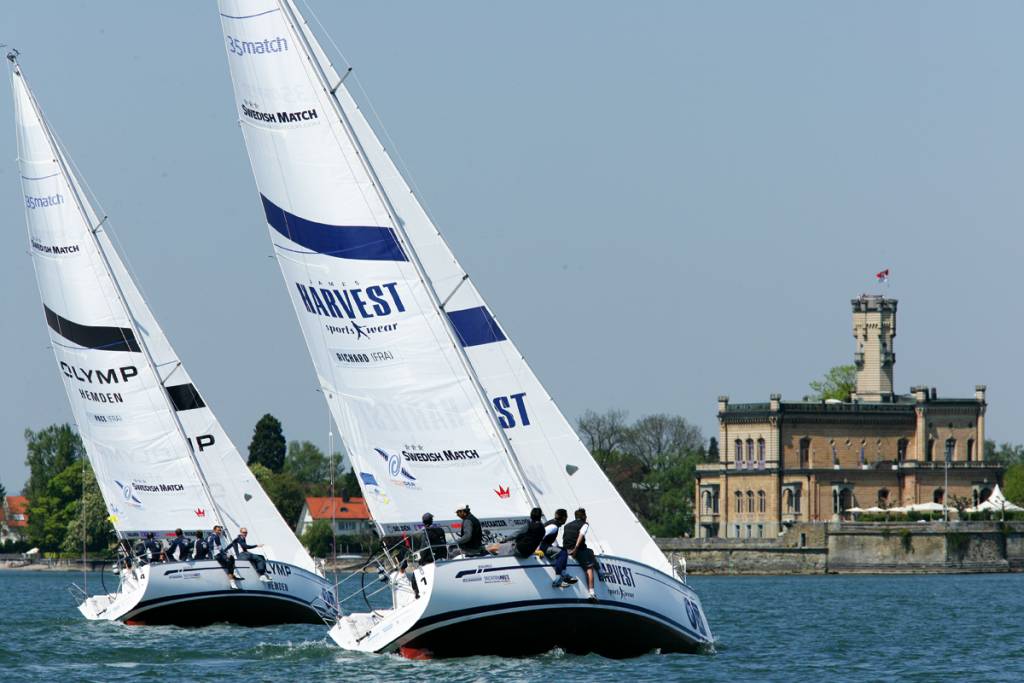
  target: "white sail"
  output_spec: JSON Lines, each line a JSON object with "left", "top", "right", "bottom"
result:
{"left": 218, "top": 1, "right": 533, "bottom": 535}
{"left": 12, "top": 62, "right": 314, "bottom": 571}
{"left": 222, "top": 1, "right": 673, "bottom": 574}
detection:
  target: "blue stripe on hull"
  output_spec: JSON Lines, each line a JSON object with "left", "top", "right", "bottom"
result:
{"left": 261, "top": 194, "right": 407, "bottom": 261}
{"left": 447, "top": 306, "right": 506, "bottom": 347}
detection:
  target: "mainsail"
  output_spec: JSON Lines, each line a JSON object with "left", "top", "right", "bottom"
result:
{"left": 218, "top": 0, "right": 671, "bottom": 575}
{"left": 12, "top": 60, "right": 314, "bottom": 572}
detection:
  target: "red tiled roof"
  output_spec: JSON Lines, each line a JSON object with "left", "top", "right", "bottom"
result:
{"left": 5, "top": 496, "right": 29, "bottom": 527}
{"left": 305, "top": 496, "right": 370, "bottom": 521}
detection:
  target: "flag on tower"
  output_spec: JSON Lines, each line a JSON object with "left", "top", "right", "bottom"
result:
{"left": 876, "top": 268, "right": 890, "bottom": 284}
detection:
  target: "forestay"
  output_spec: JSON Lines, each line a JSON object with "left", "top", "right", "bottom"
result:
{"left": 266, "top": 3, "right": 673, "bottom": 576}
{"left": 219, "top": 0, "right": 532, "bottom": 535}
{"left": 12, "top": 63, "right": 313, "bottom": 570}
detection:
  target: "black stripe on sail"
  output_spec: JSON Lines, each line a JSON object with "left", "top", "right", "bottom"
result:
{"left": 44, "top": 305, "right": 140, "bottom": 352}
{"left": 166, "top": 384, "right": 206, "bottom": 411}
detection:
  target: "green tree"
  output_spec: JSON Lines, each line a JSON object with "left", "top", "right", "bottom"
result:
{"left": 707, "top": 437, "right": 719, "bottom": 463}
{"left": 643, "top": 451, "right": 703, "bottom": 537}
{"left": 26, "top": 459, "right": 112, "bottom": 553}
{"left": 248, "top": 414, "right": 286, "bottom": 473}
{"left": 23, "top": 424, "right": 84, "bottom": 500}
{"left": 0, "top": 480, "right": 6, "bottom": 500}
{"left": 250, "top": 463, "right": 305, "bottom": 527}
{"left": 1005, "top": 463, "right": 1024, "bottom": 506}
{"left": 984, "top": 441, "right": 1024, "bottom": 467}
{"left": 283, "top": 440, "right": 346, "bottom": 494}
{"left": 339, "top": 469, "right": 361, "bottom": 500}
{"left": 284, "top": 440, "right": 328, "bottom": 482}
{"left": 61, "top": 463, "right": 114, "bottom": 554}
{"left": 301, "top": 519, "right": 334, "bottom": 558}
{"left": 808, "top": 365, "right": 857, "bottom": 402}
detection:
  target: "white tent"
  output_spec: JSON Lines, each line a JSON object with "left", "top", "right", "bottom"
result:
{"left": 965, "top": 484, "right": 1024, "bottom": 513}
{"left": 907, "top": 502, "right": 946, "bottom": 513}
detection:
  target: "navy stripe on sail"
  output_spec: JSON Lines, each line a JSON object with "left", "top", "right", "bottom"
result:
{"left": 44, "top": 305, "right": 140, "bottom": 352}
{"left": 448, "top": 306, "right": 507, "bottom": 347}
{"left": 261, "top": 195, "right": 407, "bottom": 262}
{"left": 166, "top": 384, "right": 206, "bottom": 412}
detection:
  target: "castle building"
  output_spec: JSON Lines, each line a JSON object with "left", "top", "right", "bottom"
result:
{"left": 694, "top": 295, "right": 1001, "bottom": 539}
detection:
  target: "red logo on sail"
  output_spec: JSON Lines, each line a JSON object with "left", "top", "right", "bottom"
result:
{"left": 194, "top": 508, "right": 206, "bottom": 517}
{"left": 494, "top": 485, "right": 510, "bottom": 499}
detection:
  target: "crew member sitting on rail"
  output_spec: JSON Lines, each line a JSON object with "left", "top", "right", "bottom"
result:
{"left": 192, "top": 530, "right": 209, "bottom": 560}
{"left": 545, "top": 508, "right": 578, "bottom": 588}
{"left": 418, "top": 513, "right": 448, "bottom": 565}
{"left": 487, "top": 507, "right": 546, "bottom": 558}
{"left": 563, "top": 508, "right": 598, "bottom": 601}
{"left": 229, "top": 527, "right": 271, "bottom": 583}
{"left": 208, "top": 525, "right": 241, "bottom": 589}
{"left": 164, "top": 528, "right": 192, "bottom": 562}
{"left": 452, "top": 504, "right": 485, "bottom": 556}
{"left": 137, "top": 531, "right": 164, "bottom": 564}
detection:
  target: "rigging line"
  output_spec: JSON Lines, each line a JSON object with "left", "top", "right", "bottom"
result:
{"left": 281, "top": 0, "right": 538, "bottom": 512}
{"left": 301, "top": 2, "right": 602, "bottom": 529}
{"left": 17, "top": 64, "right": 229, "bottom": 537}
{"left": 266, "top": 2, "right": 476, "bottom": 533}
{"left": 299, "top": 0, "right": 447, "bottom": 246}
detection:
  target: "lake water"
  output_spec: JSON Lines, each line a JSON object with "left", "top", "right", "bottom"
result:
{"left": 0, "top": 570, "right": 1021, "bottom": 682}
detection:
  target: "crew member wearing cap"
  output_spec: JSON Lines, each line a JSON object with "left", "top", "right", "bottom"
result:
{"left": 419, "top": 513, "right": 448, "bottom": 564}
{"left": 452, "top": 504, "right": 484, "bottom": 556}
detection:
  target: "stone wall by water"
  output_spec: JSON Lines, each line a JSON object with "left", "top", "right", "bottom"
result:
{"left": 658, "top": 521, "right": 1024, "bottom": 575}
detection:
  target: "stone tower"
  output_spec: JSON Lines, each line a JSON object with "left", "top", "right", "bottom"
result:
{"left": 851, "top": 295, "right": 897, "bottom": 402}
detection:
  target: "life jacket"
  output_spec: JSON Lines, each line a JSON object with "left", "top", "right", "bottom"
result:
{"left": 421, "top": 526, "right": 448, "bottom": 563}
{"left": 538, "top": 522, "right": 560, "bottom": 552}
{"left": 460, "top": 513, "right": 483, "bottom": 550}
{"left": 514, "top": 520, "right": 546, "bottom": 557}
{"left": 562, "top": 519, "right": 588, "bottom": 552}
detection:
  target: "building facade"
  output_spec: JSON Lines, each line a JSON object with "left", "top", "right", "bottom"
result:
{"left": 695, "top": 296, "right": 1002, "bottom": 539}
{"left": 1, "top": 496, "right": 29, "bottom": 544}
{"left": 295, "top": 496, "right": 372, "bottom": 538}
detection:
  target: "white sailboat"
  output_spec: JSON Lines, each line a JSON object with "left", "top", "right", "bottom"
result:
{"left": 216, "top": 1, "right": 713, "bottom": 656}
{"left": 9, "top": 53, "right": 337, "bottom": 626}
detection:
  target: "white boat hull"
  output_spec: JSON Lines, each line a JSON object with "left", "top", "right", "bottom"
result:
{"left": 329, "top": 554, "right": 713, "bottom": 658}
{"left": 78, "top": 558, "right": 337, "bottom": 626}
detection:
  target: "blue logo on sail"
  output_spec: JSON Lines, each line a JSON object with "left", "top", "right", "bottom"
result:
{"left": 114, "top": 480, "right": 143, "bottom": 507}
{"left": 375, "top": 448, "right": 416, "bottom": 482}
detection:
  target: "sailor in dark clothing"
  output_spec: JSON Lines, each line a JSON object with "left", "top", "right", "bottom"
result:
{"left": 138, "top": 532, "right": 164, "bottom": 564}
{"left": 549, "top": 509, "right": 578, "bottom": 588}
{"left": 229, "top": 527, "right": 271, "bottom": 582}
{"left": 192, "top": 530, "right": 209, "bottom": 560}
{"left": 562, "top": 508, "right": 598, "bottom": 601}
{"left": 418, "top": 513, "right": 448, "bottom": 565}
{"left": 452, "top": 504, "right": 484, "bottom": 556}
{"left": 487, "top": 507, "right": 546, "bottom": 558}
{"left": 208, "top": 525, "right": 240, "bottom": 589}
{"left": 164, "top": 528, "right": 192, "bottom": 562}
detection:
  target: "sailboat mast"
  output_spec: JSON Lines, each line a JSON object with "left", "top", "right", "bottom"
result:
{"left": 276, "top": 0, "right": 539, "bottom": 511}
{"left": 12, "top": 59, "right": 231, "bottom": 534}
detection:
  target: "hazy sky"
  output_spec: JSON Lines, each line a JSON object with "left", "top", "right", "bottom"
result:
{"left": 2, "top": 2, "right": 1022, "bottom": 491}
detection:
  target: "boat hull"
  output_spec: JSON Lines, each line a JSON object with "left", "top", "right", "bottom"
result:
{"left": 329, "top": 554, "right": 713, "bottom": 658}
{"left": 78, "top": 558, "right": 337, "bottom": 626}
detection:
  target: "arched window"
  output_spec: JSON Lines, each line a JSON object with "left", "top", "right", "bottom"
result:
{"left": 746, "top": 439, "right": 754, "bottom": 468}
{"left": 735, "top": 491, "right": 743, "bottom": 513}
{"left": 926, "top": 438, "right": 935, "bottom": 462}
{"left": 979, "top": 487, "right": 992, "bottom": 504}
{"left": 877, "top": 488, "right": 889, "bottom": 507}
{"left": 735, "top": 439, "right": 744, "bottom": 469}
{"left": 897, "top": 438, "right": 909, "bottom": 463}
{"left": 757, "top": 490, "right": 766, "bottom": 513}
{"left": 794, "top": 489, "right": 801, "bottom": 513}
{"left": 839, "top": 488, "right": 853, "bottom": 512}
{"left": 967, "top": 439, "right": 975, "bottom": 462}
{"left": 945, "top": 438, "right": 956, "bottom": 463}
{"left": 746, "top": 490, "right": 754, "bottom": 513}
{"left": 933, "top": 488, "right": 945, "bottom": 504}
{"left": 799, "top": 438, "right": 810, "bottom": 468}
{"left": 712, "top": 491, "right": 720, "bottom": 514}
{"left": 702, "top": 490, "right": 712, "bottom": 514}
{"left": 757, "top": 439, "right": 766, "bottom": 469}
{"left": 784, "top": 489, "right": 794, "bottom": 513}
